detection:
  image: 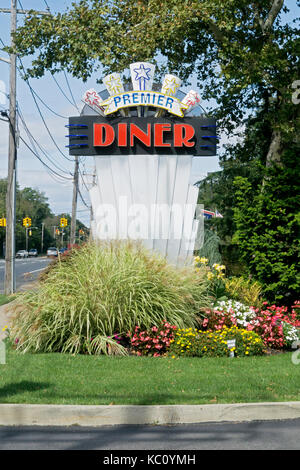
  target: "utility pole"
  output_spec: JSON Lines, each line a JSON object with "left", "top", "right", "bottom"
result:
{"left": 0, "top": 3, "right": 50, "bottom": 294}
{"left": 41, "top": 222, "right": 44, "bottom": 254}
{"left": 25, "top": 227, "right": 28, "bottom": 252}
{"left": 4, "top": 0, "right": 17, "bottom": 295}
{"left": 70, "top": 156, "right": 79, "bottom": 245}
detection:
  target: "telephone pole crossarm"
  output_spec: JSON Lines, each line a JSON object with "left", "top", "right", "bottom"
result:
{"left": 0, "top": 8, "right": 51, "bottom": 16}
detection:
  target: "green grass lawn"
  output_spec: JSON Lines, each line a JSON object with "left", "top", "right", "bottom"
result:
{"left": 0, "top": 294, "right": 15, "bottom": 307}
{"left": 0, "top": 346, "right": 299, "bottom": 405}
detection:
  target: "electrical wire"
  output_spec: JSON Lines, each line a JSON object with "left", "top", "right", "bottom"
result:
{"left": 23, "top": 83, "right": 68, "bottom": 119}
{"left": 78, "top": 186, "right": 90, "bottom": 208}
{"left": 43, "top": 0, "right": 51, "bottom": 12}
{"left": 19, "top": 134, "right": 73, "bottom": 182}
{"left": 63, "top": 70, "right": 80, "bottom": 113}
{"left": 18, "top": 56, "right": 75, "bottom": 163}
{"left": 52, "top": 74, "right": 80, "bottom": 113}
{"left": 17, "top": 106, "right": 73, "bottom": 176}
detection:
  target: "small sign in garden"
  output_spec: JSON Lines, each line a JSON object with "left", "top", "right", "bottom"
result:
{"left": 227, "top": 339, "right": 236, "bottom": 357}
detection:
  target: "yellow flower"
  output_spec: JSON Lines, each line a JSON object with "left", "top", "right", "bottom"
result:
{"left": 207, "top": 272, "right": 214, "bottom": 280}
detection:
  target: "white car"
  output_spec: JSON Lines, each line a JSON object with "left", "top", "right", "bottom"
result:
{"left": 47, "top": 247, "right": 58, "bottom": 257}
{"left": 16, "top": 250, "right": 29, "bottom": 258}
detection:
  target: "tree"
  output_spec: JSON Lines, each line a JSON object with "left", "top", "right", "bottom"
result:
{"left": 233, "top": 146, "right": 300, "bottom": 305}
{"left": 10, "top": 0, "right": 299, "bottom": 299}
{"left": 197, "top": 108, "right": 300, "bottom": 303}
{"left": 11, "top": 0, "right": 299, "bottom": 168}
{"left": 0, "top": 179, "right": 55, "bottom": 255}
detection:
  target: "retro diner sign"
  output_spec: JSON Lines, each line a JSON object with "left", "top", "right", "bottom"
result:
{"left": 66, "top": 62, "right": 217, "bottom": 156}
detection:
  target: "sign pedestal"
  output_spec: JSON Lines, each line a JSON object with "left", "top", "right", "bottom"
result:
{"left": 89, "top": 154, "right": 201, "bottom": 266}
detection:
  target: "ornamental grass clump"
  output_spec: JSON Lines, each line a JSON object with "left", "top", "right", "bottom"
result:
{"left": 10, "top": 240, "right": 211, "bottom": 355}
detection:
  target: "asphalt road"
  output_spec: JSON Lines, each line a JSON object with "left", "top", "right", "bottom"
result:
{"left": 0, "top": 256, "right": 53, "bottom": 293}
{"left": 0, "top": 419, "right": 300, "bottom": 450}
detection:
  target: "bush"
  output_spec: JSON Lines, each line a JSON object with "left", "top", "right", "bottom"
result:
{"left": 169, "top": 326, "right": 265, "bottom": 358}
{"left": 128, "top": 321, "right": 177, "bottom": 356}
{"left": 224, "top": 276, "right": 263, "bottom": 308}
{"left": 247, "top": 303, "right": 300, "bottom": 349}
{"left": 232, "top": 148, "right": 300, "bottom": 306}
{"left": 10, "top": 240, "right": 211, "bottom": 355}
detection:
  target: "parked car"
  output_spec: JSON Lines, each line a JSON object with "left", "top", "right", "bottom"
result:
{"left": 28, "top": 248, "right": 38, "bottom": 257}
{"left": 16, "top": 250, "right": 29, "bottom": 258}
{"left": 59, "top": 247, "right": 68, "bottom": 254}
{"left": 47, "top": 247, "right": 58, "bottom": 257}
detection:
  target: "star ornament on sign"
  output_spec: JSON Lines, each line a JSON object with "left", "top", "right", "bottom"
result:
{"left": 162, "top": 76, "right": 181, "bottom": 96}
{"left": 104, "top": 75, "right": 123, "bottom": 95}
{"left": 84, "top": 89, "right": 101, "bottom": 107}
{"left": 133, "top": 64, "right": 152, "bottom": 90}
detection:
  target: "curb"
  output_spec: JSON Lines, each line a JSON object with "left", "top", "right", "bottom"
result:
{"left": 1, "top": 402, "right": 300, "bottom": 427}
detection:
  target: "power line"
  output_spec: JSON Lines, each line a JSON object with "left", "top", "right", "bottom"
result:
{"left": 22, "top": 80, "right": 68, "bottom": 119}
{"left": 78, "top": 186, "right": 90, "bottom": 208}
{"left": 43, "top": 0, "right": 51, "bottom": 12}
{"left": 17, "top": 105, "right": 72, "bottom": 176}
{"left": 63, "top": 70, "right": 80, "bottom": 113}
{"left": 52, "top": 73, "right": 80, "bottom": 113}
{"left": 19, "top": 134, "right": 73, "bottom": 182}
{"left": 18, "top": 56, "right": 75, "bottom": 163}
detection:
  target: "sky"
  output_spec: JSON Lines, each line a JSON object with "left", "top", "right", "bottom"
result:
{"left": 0, "top": 0, "right": 298, "bottom": 227}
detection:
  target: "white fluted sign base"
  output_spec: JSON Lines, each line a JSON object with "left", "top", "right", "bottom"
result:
{"left": 89, "top": 155, "right": 201, "bottom": 266}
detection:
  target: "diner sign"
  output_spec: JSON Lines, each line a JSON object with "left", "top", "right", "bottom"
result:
{"left": 67, "top": 62, "right": 217, "bottom": 157}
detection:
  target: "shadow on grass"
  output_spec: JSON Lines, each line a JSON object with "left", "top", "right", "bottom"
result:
{"left": 0, "top": 381, "right": 51, "bottom": 400}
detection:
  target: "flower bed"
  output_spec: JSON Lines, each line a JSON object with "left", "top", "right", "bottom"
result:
{"left": 128, "top": 322, "right": 177, "bottom": 356}
{"left": 168, "top": 326, "right": 265, "bottom": 358}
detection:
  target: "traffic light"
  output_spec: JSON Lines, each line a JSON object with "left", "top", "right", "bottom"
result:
{"left": 60, "top": 217, "right": 68, "bottom": 228}
{"left": 29, "top": 230, "right": 32, "bottom": 236}
{"left": 0, "top": 217, "right": 6, "bottom": 227}
{"left": 56, "top": 228, "right": 60, "bottom": 235}
{"left": 23, "top": 217, "right": 31, "bottom": 227}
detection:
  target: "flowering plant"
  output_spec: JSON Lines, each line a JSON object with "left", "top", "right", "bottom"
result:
{"left": 128, "top": 321, "right": 177, "bottom": 357}
{"left": 194, "top": 257, "right": 227, "bottom": 300}
{"left": 169, "top": 326, "right": 264, "bottom": 358}
{"left": 247, "top": 303, "right": 300, "bottom": 349}
{"left": 213, "top": 300, "right": 256, "bottom": 328}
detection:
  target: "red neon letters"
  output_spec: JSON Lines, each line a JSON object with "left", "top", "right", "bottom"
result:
{"left": 93, "top": 122, "right": 195, "bottom": 148}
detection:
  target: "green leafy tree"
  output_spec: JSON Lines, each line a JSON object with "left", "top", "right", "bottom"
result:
{"left": 10, "top": 0, "right": 299, "bottom": 298}
{"left": 233, "top": 147, "right": 300, "bottom": 305}
{"left": 0, "top": 179, "right": 54, "bottom": 255}
{"left": 11, "top": 0, "right": 299, "bottom": 168}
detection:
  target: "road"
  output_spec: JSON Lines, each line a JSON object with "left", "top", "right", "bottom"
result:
{"left": 0, "top": 256, "right": 53, "bottom": 293}
{"left": 0, "top": 419, "right": 299, "bottom": 450}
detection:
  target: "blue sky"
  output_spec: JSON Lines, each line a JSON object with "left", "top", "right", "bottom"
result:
{"left": 0, "top": 0, "right": 298, "bottom": 227}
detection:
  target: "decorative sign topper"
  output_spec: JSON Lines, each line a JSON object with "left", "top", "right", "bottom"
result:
{"left": 68, "top": 62, "right": 218, "bottom": 157}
